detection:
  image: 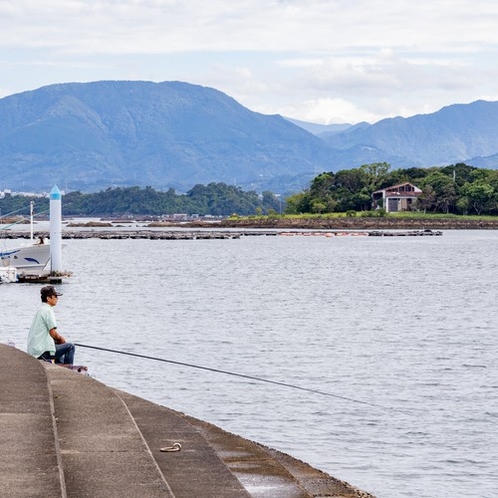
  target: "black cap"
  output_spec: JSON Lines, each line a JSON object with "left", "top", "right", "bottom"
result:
{"left": 41, "top": 285, "right": 63, "bottom": 299}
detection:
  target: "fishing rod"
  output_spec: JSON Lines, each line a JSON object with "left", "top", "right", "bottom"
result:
{"left": 75, "top": 342, "right": 411, "bottom": 414}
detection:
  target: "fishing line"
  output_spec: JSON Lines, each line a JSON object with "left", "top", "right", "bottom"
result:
{"left": 0, "top": 206, "right": 31, "bottom": 219}
{"left": 1, "top": 206, "right": 50, "bottom": 231}
{"left": 75, "top": 342, "right": 411, "bottom": 414}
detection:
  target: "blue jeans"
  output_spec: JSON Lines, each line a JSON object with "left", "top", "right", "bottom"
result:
{"left": 39, "top": 343, "right": 76, "bottom": 365}
{"left": 55, "top": 343, "right": 75, "bottom": 364}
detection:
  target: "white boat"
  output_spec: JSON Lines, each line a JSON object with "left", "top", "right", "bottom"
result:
{"left": 0, "top": 242, "right": 51, "bottom": 272}
{"left": 1, "top": 201, "right": 52, "bottom": 274}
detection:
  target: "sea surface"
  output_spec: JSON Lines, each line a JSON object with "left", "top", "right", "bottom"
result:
{"left": 2, "top": 228, "right": 497, "bottom": 498}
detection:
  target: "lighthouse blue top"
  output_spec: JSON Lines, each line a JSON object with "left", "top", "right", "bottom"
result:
{"left": 50, "top": 185, "right": 62, "bottom": 200}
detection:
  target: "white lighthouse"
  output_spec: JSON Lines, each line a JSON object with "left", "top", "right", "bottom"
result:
{"left": 49, "top": 185, "right": 63, "bottom": 273}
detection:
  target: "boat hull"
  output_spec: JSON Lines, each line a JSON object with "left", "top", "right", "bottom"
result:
{"left": 0, "top": 243, "right": 51, "bottom": 271}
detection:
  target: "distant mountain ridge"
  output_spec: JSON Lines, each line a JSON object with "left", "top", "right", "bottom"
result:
{"left": 0, "top": 81, "right": 332, "bottom": 193}
{"left": 318, "top": 100, "right": 498, "bottom": 168}
{"left": 0, "top": 81, "right": 497, "bottom": 194}
{"left": 284, "top": 118, "right": 354, "bottom": 136}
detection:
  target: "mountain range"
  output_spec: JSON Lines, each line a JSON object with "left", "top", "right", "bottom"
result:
{"left": 0, "top": 80, "right": 497, "bottom": 194}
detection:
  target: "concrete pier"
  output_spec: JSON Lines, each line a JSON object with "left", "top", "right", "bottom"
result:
{"left": 0, "top": 344, "right": 375, "bottom": 498}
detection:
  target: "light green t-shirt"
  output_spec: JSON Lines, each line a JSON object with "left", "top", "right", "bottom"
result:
{"left": 27, "top": 303, "right": 57, "bottom": 358}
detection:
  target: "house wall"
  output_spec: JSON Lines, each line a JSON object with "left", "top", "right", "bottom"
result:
{"left": 386, "top": 197, "right": 416, "bottom": 212}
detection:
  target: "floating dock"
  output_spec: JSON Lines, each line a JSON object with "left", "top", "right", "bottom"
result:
{"left": 16, "top": 271, "right": 72, "bottom": 284}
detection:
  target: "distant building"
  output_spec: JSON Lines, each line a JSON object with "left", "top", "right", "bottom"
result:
{"left": 0, "top": 189, "right": 48, "bottom": 198}
{"left": 372, "top": 182, "right": 422, "bottom": 213}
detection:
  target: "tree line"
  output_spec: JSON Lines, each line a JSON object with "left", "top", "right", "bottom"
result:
{"left": 0, "top": 183, "right": 282, "bottom": 218}
{"left": 1, "top": 163, "right": 497, "bottom": 219}
{"left": 285, "top": 162, "right": 498, "bottom": 216}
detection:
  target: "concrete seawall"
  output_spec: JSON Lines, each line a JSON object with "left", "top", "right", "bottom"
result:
{"left": 0, "top": 344, "right": 375, "bottom": 498}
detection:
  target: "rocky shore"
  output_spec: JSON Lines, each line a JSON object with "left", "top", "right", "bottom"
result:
{"left": 2, "top": 216, "right": 497, "bottom": 238}
{"left": 215, "top": 216, "right": 498, "bottom": 230}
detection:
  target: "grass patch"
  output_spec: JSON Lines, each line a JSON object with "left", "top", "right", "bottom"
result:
{"left": 228, "top": 212, "right": 498, "bottom": 221}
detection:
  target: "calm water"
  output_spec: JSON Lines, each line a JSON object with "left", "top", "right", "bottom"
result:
{"left": 2, "top": 230, "right": 497, "bottom": 498}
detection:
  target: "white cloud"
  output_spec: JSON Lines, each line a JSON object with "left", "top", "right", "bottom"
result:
{"left": 2, "top": 0, "right": 498, "bottom": 53}
{"left": 272, "top": 98, "right": 383, "bottom": 125}
{"left": 1, "top": 0, "right": 498, "bottom": 122}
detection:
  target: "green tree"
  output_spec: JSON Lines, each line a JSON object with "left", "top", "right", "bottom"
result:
{"left": 308, "top": 164, "right": 392, "bottom": 212}
{"left": 456, "top": 196, "right": 470, "bottom": 215}
{"left": 310, "top": 199, "right": 327, "bottom": 214}
{"left": 460, "top": 181, "right": 494, "bottom": 215}
{"left": 359, "top": 162, "right": 390, "bottom": 191}
{"left": 416, "top": 185, "right": 436, "bottom": 213}
{"left": 440, "top": 163, "right": 477, "bottom": 187}
{"left": 385, "top": 166, "right": 431, "bottom": 187}
{"left": 284, "top": 192, "right": 308, "bottom": 214}
{"left": 261, "top": 191, "right": 281, "bottom": 214}
{"left": 420, "top": 171, "right": 456, "bottom": 213}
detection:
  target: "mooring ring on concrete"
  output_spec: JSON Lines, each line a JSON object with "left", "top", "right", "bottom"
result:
{"left": 160, "top": 442, "right": 182, "bottom": 452}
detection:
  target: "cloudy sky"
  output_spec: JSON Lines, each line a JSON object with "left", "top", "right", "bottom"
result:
{"left": 1, "top": 0, "right": 498, "bottom": 124}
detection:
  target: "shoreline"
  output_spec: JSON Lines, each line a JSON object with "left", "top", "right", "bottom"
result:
{"left": 215, "top": 217, "right": 498, "bottom": 230}
{"left": 2, "top": 216, "right": 497, "bottom": 239}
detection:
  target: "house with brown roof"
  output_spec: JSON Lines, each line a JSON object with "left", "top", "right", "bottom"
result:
{"left": 372, "top": 182, "right": 422, "bottom": 212}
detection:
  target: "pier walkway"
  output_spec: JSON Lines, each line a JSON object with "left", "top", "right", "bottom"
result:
{"left": 0, "top": 344, "right": 374, "bottom": 498}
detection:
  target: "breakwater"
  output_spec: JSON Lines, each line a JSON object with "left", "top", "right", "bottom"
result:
{"left": 1, "top": 344, "right": 374, "bottom": 498}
